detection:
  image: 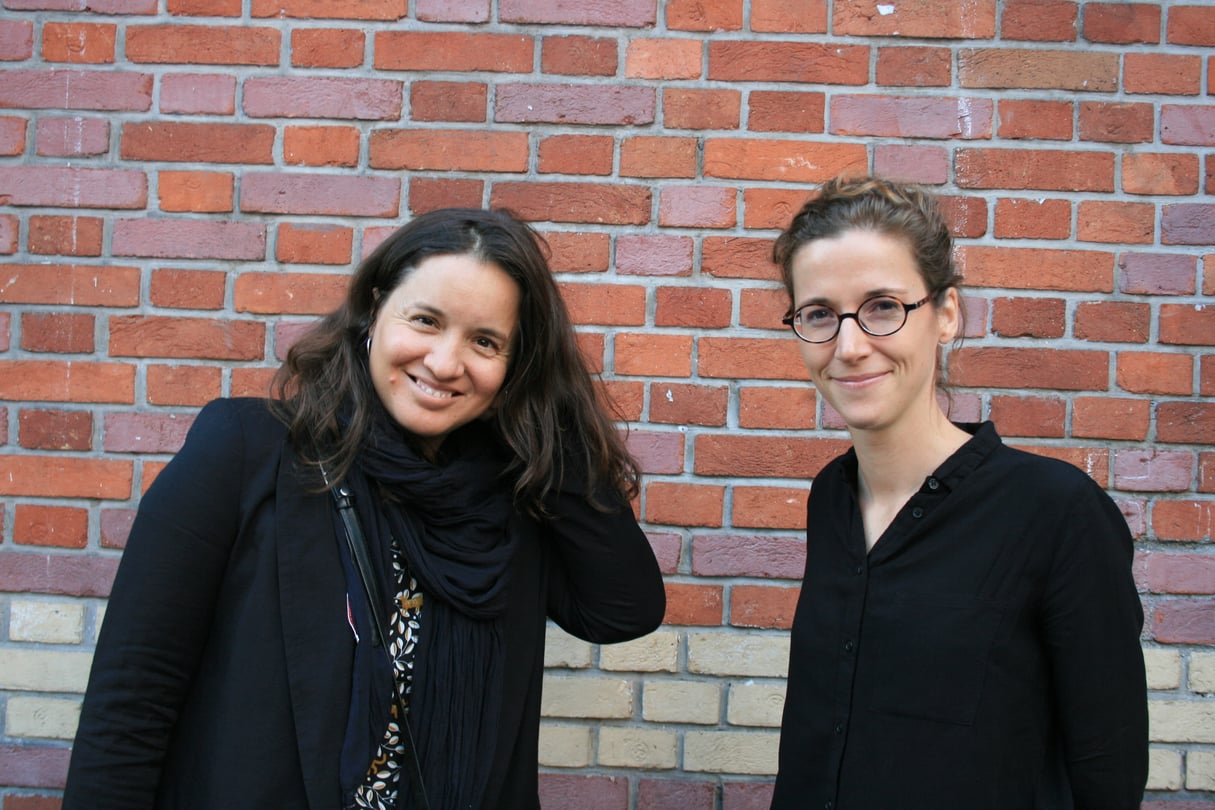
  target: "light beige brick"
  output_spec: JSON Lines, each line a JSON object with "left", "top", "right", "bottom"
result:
{"left": 687, "top": 632, "right": 789, "bottom": 678}
{"left": 1187, "top": 749, "right": 1215, "bottom": 791}
{"left": 0, "top": 649, "right": 93, "bottom": 693}
{"left": 600, "top": 630, "right": 678, "bottom": 673}
{"left": 6, "top": 695, "right": 81, "bottom": 740}
{"left": 9, "top": 600, "right": 85, "bottom": 644}
{"left": 538, "top": 722, "right": 592, "bottom": 768}
{"left": 643, "top": 680, "right": 720, "bottom": 725}
{"left": 1146, "top": 747, "right": 1183, "bottom": 790}
{"left": 683, "top": 729, "right": 780, "bottom": 775}
{"left": 1190, "top": 652, "right": 1215, "bottom": 694}
{"left": 541, "top": 675, "right": 634, "bottom": 719}
{"left": 94, "top": 603, "right": 107, "bottom": 644}
{"left": 1143, "top": 646, "right": 1181, "bottom": 691}
{"left": 544, "top": 624, "right": 593, "bottom": 669}
{"left": 598, "top": 726, "right": 678, "bottom": 769}
{"left": 727, "top": 681, "right": 786, "bottom": 728}
{"left": 1149, "top": 699, "right": 1215, "bottom": 743}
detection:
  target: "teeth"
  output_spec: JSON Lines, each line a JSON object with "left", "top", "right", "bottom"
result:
{"left": 413, "top": 377, "right": 454, "bottom": 398}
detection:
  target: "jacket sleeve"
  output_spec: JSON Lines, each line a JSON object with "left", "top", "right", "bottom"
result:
{"left": 63, "top": 399, "right": 255, "bottom": 809}
{"left": 542, "top": 475, "right": 666, "bottom": 644}
{"left": 1040, "top": 478, "right": 1148, "bottom": 809}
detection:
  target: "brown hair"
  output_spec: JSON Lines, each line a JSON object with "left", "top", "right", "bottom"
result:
{"left": 271, "top": 208, "right": 639, "bottom": 513}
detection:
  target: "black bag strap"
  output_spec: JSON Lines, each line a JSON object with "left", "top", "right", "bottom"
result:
{"left": 325, "top": 473, "right": 431, "bottom": 810}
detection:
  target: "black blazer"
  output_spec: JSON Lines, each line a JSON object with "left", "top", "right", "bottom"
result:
{"left": 64, "top": 398, "right": 666, "bottom": 809}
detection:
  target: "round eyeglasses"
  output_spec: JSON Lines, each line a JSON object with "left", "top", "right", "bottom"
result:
{"left": 782, "top": 294, "right": 932, "bottom": 344}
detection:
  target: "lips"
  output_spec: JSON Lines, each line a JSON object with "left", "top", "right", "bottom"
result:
{"left": 410, "top": 374, "right": 458, "bottom": 399}
{"left": 831, "top": 370, "right": 888, "bottom": 386}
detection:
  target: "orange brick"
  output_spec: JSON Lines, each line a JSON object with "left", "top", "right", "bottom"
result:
{"left": 538, "top": 135, "right": 613, "bottom": 176}
{"left": 234, "top": 271, "right": 348, "bottom": 314}
{"left": 876, "top": 46, "right": 951, "bottom": 87}
{"left": 1123, "top": 153, "right": 1201, "bottom": 196}
{"left": 662, "top": 88, "right": 740, "bottom": 130}
{"left": 147, "top": 364, "right": 223, "bottom": 406}
{"left": 996, "top": 99, "right": 1073, "bottom": 140}
{"left": 645, "top": 481, "right": 724, "bottom": 528}
{"left": 837, "top": 0, "right": 996, "bottom": 37}
{"left": 1073, "top": 396, "right": 1151, "bottom": 441}
{"left": 649, "top": 383, "right": 727, "bottom": 426}
{"left": 620, "top": 136, "right": 697, "bottom": 179}
{"left": 158, "top": 170, "right": 233, "bottom": 213}
{"left": 150, "top": 268, "right": 226, "bottom": 310}
{"left": 615, "top": 333, "right": 693, "bottom": 377}
{"left": 751, "top": 0, "right": 827, "bottom": 32}
{"left": 625, "top": 38, "right": 702, "bottom": 79}
{"left": 667, "top": 0, "right": 742, "bottom": 31}
{"left": 283, "top": 125, "right": 360, "bottom": 167}
{"left": 275, "top": 223, "right": 354, "bottom": 265}
{"left": 663, "top": 582, "right": 724, "bottom": 626}
{"left": 559, "top": 283, "right": 646, "bottom": 326}
{"left": 1074, "top": 301, "right": 1151, "bottom": 344}
{"left": 543, "top": 231, "right": 611, "bottom": 274}
{"left": 14, "top": 505, "right": 89, "bottom": 548}
{"left": 989, "top": 395, "right": 1066, "bottom": 438}
{"left": 410, "top": 81, "right": 487, "bottom": 123}
{"left": 654, "top": 287, "right": 732, "bottom": 329}
{"left": 731, "top": 485, "right": 809, "bottom": 529}
{"left": 290, "top": 28, "right": 365, "bottom": 68}
{"left": 993, "top": 198, "right": 1071, "bottom": 239}
{"left": 730, "top": 584, "right": 798, "bottom": 629}
{"left": 42, "top": 22, "right": 116, "bottom": 64}
{"left": 28, "top": 215, "right": 104, "bottom": 257}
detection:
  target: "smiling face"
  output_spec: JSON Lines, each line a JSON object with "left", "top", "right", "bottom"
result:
{"left": 367, "top": 253, "right": 520, "bottom": 455}
{"left": 790, "top": 228, "right": 960, "bottom": 438}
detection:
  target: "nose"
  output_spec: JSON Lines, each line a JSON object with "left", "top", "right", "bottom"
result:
{"left": 424, "top": 334, "right": 464, "bottom": 379}
{"left": 833, "top": 315, "right": 871, "bottom": 361}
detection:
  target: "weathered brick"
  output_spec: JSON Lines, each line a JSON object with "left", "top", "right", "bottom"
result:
{"left": 541, "top": 675, "right": 634, "bottom": 719}
{"left": 41, "top": 21, "right": 116, "bottom": 64}
{"left": 0, "top": 69, "right": 152, "bottom": 111}
{"left": 282, "top": 125, "right": 360, "bottom": 168}
{"left": 646, "top": 481, "right": 724, "bottom": 528}
{"left": 1153, "top": 598, "right": 1215, "bottom": 644}
{"left": 35, "top": 116, "right": 108, "bottom": 156}
{"left": 21, "top": 311, "right": 95, "bottom": 354}
{"left": 1161, "top": 105, "right": 1215, "bottom": 147}
{"left": 243, "top": 76, "right": 402, "bottom": 120}
{"left": 1152, "top": 500, "right": 1214, "bottom": 542}
{"left": 113, "top": 218, "right": 266, "bottom": 260}
{"left": 541, "top": 35, "right": 617, "bottom": 76}
{"left": 109, "top": 315, "right": 265, "bottom": 360}
{"left": 708, "top": 41, "right": 868, "bottom": 84}
{"left": 538, "top": 774, "right": 628, "bottom": 810}
{"left": 14, "top": 504, "right": 88, "bottom": 549}
{"left": 28, "top": 215, "right": 103, "bottom": 257}
{"left": 0, "top": 264, "right": 140, "bottom": 306}
{"left": 1085, "top": 2, "right": 1161, "bottom": 44}
{"left": 250, "top": 0, "right": 406, "bottom": 19}
{"left": 958, "top": 246, "right": 1114, "bottom": 292}
{"left": 1114, "top": 449, "right": 1195, "bottom": 493}
{"left": 146, "top": 364, "right": 222, "bottom": 406}
{"left": 1124, "top": 53, "right": 1202, "bottom": 96}
{"left": 836, "top": 0, "right": 995, "bottom": 38}
{"left": 951, "top": 347, "right": 1109, "bottom": 391}
{"left": 0, "top": 19, "right": 34, "bottom": 60}
{"left": 1074, "top": 300, "right": 1151, "bottom": 343}
{"left": 997, "top": 99, "right": 1073, "bottom": 140}
{"left": 663, "top": 88, "right": 740, "bottom": 130}
{"left": 234, "top": 271, "right": 347, "bottom": 314}
{"left": 625, "top": 430, "right": 685, "bottom": 476}
{"left": 643, "top": 680, "right": 720, "bottom": 724}
{"left": 625, "top": 38, "right": 702, "bottom": 80}
{"left": 957, "top": 148, "right": 1114, "bottom": 192}
{"left": 658, "top": 185, "right": 736, "bottom": 229}
{"left": 1001, "top": 0, "right": 1077, "bottom": 41}
{"left": 0, "top": 166, "right": 146, "bottom": 208}
{"left": 501, "top": 0, "right": 655, "bottom": 26}
{"left": 704, "top": 138, "right": 866, "bottom": 182}
{"left": 121, "top": 121, "right": 274, "bottom": 164}
{"left": 558, "top": 283, "right": 646, "bottom": 326}
{"left": 158, "top": 170, "right": 233, "bottom": 213}
{"left": 692, "top": 534, "right": 805, "bottom": 579}
{"left": 491, "top": 182, "right": 651, "bottom": 226}
{"left": 126, "top": 24, "right": 279, "bottom": 65}
{"left": 1161, "top": 304, "right": 1215, "bottom": 346}
{"left": 959, "top": 48, "right": 1118, "bottom": 91}
{"left": 0, "top": 360, "right": 133, "bottom": 404}
{"left": 599, "top": 726, "right": 677, "bottom": 769}
{"left": 989, "top": 395, "right": 1066, "bottom": 438}
{"left": 731, "top": 584, "right": 798, "bottom": 630}
{"left": 373, "top": 31, "right": 531, "bottom": 72}
{"left": 290, "top": 28, "right": 365, "bottom": 68}
{"left": 9, "top": 600, "right": 84, "bottom": 644}
{"left": 832, "top": 94, "right": 993, "bottom": 139}
{"left": 0, "top": 454, "right": 132, "bottom": 499}
{"left": 1162, "top": 203, "right": 1215, "bottom": 246}
{"left": 1167, "top": 5, "right": 1215, "bottom": 46}
{"left": 537, "top": 723, "right": 591, "bottom": 768}
{"left": 876, "top": 46, "right": 951, "bottom": 87}
{"left": 160, "top": 73, "right": 236, "bottom": 115}
{"left": 649, "top": 383, "right": 727, "bottom": 427}
{"left": 103, "top": 411, "right": 194, "bottom": 454}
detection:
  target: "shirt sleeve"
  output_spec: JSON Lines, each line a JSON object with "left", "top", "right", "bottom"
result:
{"left": 63, "top": 399, "right": 253, "bottom": 809}
{"left": 541, "top": 474, "right": 666, "bottom": 644}
{"left": 1040, "top": 478, "right": 1148, "bottom": 809}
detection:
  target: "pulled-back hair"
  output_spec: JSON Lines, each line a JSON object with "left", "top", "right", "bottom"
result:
{"left": 271, "top": 208, "right": 638, "bottom": 514}
{"left": 772, "top": 175, "right": 962, "bottom": 305}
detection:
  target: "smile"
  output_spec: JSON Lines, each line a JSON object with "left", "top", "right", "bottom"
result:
{"left": 411, "top": 375, "right": 457, "bottom": 399}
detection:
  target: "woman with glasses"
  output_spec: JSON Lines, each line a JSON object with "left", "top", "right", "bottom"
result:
{"left": 769, "top": 176, "right": 1147, "bottom": 809}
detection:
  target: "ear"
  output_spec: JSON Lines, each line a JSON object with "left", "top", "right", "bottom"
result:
{"left": 935, "top": 287, "right": 962, "bottom": 344}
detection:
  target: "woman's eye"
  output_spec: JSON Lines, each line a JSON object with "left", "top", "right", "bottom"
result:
{"left": 801, "top": 307, "right": 835, "bottom": 324}
{"left": 411, "top": 314, "right": 439, "bottom": 328}
{"left": 866, "top": 297, "right": 902, "bottom": 314}
{"left": 474, "top": 336, "right": 502, "bottom": 354}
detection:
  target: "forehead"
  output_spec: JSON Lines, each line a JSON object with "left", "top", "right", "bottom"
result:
{"left": 790, "top": 229, "right": 923, "bottom": 302}
{"left": 383, "top": 254, "right": 520, "bottom": 323}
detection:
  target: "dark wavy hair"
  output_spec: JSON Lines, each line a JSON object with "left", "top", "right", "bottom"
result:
{"left": 772, "top": 175, "right": 962, "bottom": 306}
{"left": 271, "top": 208, "right": 639, "bottom": 513}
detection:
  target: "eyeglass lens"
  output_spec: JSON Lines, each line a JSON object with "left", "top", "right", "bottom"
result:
{"left": 793, "top": 296, "right": 909, "bottom": 342}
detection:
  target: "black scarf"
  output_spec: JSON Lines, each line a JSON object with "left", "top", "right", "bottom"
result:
{"left": 337, "top": 405, "right": 517, "bottom": 810}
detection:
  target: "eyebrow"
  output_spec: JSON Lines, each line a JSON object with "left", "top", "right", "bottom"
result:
{"left": 408, "top": 302, "right": 514, "bottom": 344}
{"left": 797, "top": 287, "right": 910, "bottom": 308}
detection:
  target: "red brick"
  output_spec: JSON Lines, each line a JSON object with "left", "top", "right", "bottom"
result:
{"left": 0, "top": 744, "right": 70, "bottom": 791}
{"left": 537, "top": 774, "right": 628, "bottom": 810}
{"left": 250, "top": 0, "right": 406, "bottom": 19}
{"left": 692, "top": 533, "right": 805, "bottom": 578}
{"left": 749, "top": 90, "right": 824, "bottom": 133}
{"left": 1116, "top": 352, "right": 1193, "bottom": 396}
{"left": 667, "top": 0, "right": 742, "bottom": 31}
{"left": 113, "top": 219, "right": 266, "bottom": 260}
{"left": 370, "top": 129, "right": 526, "bottom": 173}
{"left": 1001, "top": 0, "right": 1077, "bottom": 41}
{"left": 0, "top": 360, "right": 133, "bottom": 404}
{"left": 997, "top": 99, "right": 1074, "bottom": 141}
{"left": 615, "top": 333, "right": 692, "bottom": 377}
{"left": 35, "top": 116, "right": 109, "bottom": 156}
{"left": 233, "top": 271, "right": 348, "bottom": 315}
{"left": 1152, "top": 598, "right": 1215, "bottom": 644}
{"left": 500, "top": 0, "right": 654, "bottom": 25}
{"left": 700, "top": 337, "right": 803, "bottom": 380}
{"left": 989, "top": 395, "right": 1066, "bottom": 438}
{"left": 1014, "top": 444, "right": 1111, "bottom": 486}
{"left": 1161, "top": 304, "right": 1215, "bottom": 346}
{"left": 731, "top": 583, "right": 798, "bottom": 629}
{"left": 491, "top": 182, "right": 651, "bottom": 226}
{"left": 240, "top": 173, "right": 399, "bottom": 218}
{"left": 991, "top": 297, "right": 1065, "bottom": 338}
{"left": 407, "top": 177, "right": 484, "bottom": 215}
{"left": 0, "top": 264, "right": 139, "bottom": 306}
{"left": 655, "top": 287, "right": 732, "bottom": 328}
{"left": 282, "top": 125, "right": 360, "bottom": 168}
{"left": 558, "top": 283, "right": 646, "bottom": 326}
{"left": 695, "top": 434, "right": 850, "bottom": 479}
{"left": 42, "top": 22, "right": 116, "bottom": 63}
{"left": 876, "top": 46, "right": 951, "bottom": 87}
{"left": 751, "top": 0, "right": 827, "bottom": 32}
{"left": 701, "top": 236, "right": 779, "bottom": 281}
{"left": 0, "top": 550, "right": 119, "bottom": 598}
{"left": 1073, "top": 397, "right": 1151, "bottom": 441}
{"left": 959, "top": 48, "right": 1117, "bottom": 91}
{"left": 243, "top": 76, "right": 401, "bottom": 120}
{"left": 625, "top": 39, "right": 702, "bottom": 80}
{"left": 2, "top": 792, "right": 66, "bottom": 810}
{"left": 18, "top": 409, "right": 92, "bottom": 451}
{"left": 1158, "top": 402, "right": 1215, "bottom": 445}
{"left": 373, "top": 31, "right": 531, "bottom": 72}
{"left": 638, "top": 779, "right": 715, "bottom": 810}
{"left": 1123, "top": 153, "right": 1201, "bottom": 196}
{"left": 738, "top": 386, "right": 814, "bottom": 431}
{"left": 625, "top": 430, "right": 685, "bottom": 476}
{"left": 1167, "top": 5, "right": 1215, "bottom": 46}
{"left": 1078, "top": 101, "right": 1154, "bottom": 144}
{"left": 951, "top": 347, "right": 1109, "bottom": 391}
{"left": 732, "top": 485, "right": 809, "bottom": 530}
{"left": 0, "top": 69, "right": 152, "bottom": 112}
{"left": 0, "top": 116, "right": 26, "bottom": 155}
{"left": 874, "top": 144, "right": 952, "bottom": 185}
{"left": 959, "top": 246, "right": 1113, "bottom": 292}
{"left": 0, "top": 166, "right": 146, "bottom": 209}
{"left": 738, "top": 287, "right": 787, "bottom": 333}
{"left": 1074, "top": 301, "right": 1150, "bottom": 343}
{"left": 1113, "top": 449, "right": 1194, "bottom": 493}
{"left": 158, "top": 170, "right": 233, "bottom": 213}
{"left": 1124, "top": 53, "right": 1202, "bottom": 95}
{"left": 705, "top": 138, "right": 866, "bottom": 182}
{"left": 0, "top": 454, "right": 132, "bottom": 499}
{"left": 28, "top": 215, "right": 103, "bottom": 257}
{"left": 541, "top": 231, "right": 610, "bottom": 274}
{"left": 410, "top": 81, "right": 487, "bottom": 123}
{"left": 723, "top": 782, "right": 776, "bottom": 810}
{"left": 169, "top": 0, "right": 240, "bottom": 14}
{"left": 644, "top": 532, "right": 682, "bottom": 575}
{"left": 231, "top": 367, "right": 276, "bottom": 398}
{"left": 21, "top": 312, "right": 94, "bottom": 354}
{"left": 541, "top": 35, "right": 616, "bottom": 76}
{"left": 496, "top": 83, "right": 654, "bottom": 126}
{"left": 1162, "top": 203, "right": 1215, "bottom": 246}
{"left": 1203, "top": 452, "right": 1215, "bottom": 494}
{"left": 1162, "top": 105, "right": 1215, "bottom": 147}
{"left": 664, "top": 582, "right": 724, "bottom": 625}
{"left": 957, "top": 147, "right": 1114, "bottom": 192}
{"left": 993, "top": 198, "right": 1070, "bottom": 239}
{"left": 120, "top": 121, "right": 274, "bottom": 164}
{"left": 1204, "top": 355, "right": 1215, "bottom": 397}
{"left": 620, "top": 136, "right": 697, "bottom": 179}
{"left": 1152, "top": 500, "right": 1214, "bottom": 542}
{"left": 709, "top": 41, "right": 868, "bottom": 84}
{"left": 159, "top": 73, "right": 236, "bottom": 115}
{"left": 149, "top": 268, "right": 225, "bottom": 310}
{"left": 14, "top": 505, "right": 87, "bottom": 549}
{"left": 646, "top": 482, "right": 724, "bottom": 528}
{"left": 1144, "top": 553, "right": 1215, "bottom": 595}
{"left": 147, "top": 364, "right": 222, "bottom": 406}
{"left": 741, "top": 188, "right": 809, "bottom": 231}
{"left": 103, "top": 411, "right": 194, "bottom": 454}
{"left": 276, "top": 223, "right": 353, "bottom": 265}
{"left": 831, "top": 94, "right": 993, "bottom": 139}
{"left": 0, "top": 20, "right": 34, "bottom": 61}
{"left": 1120, "top": 252, "right": 1197, "bottom": 296}
{"left": 538, "top": 134, "right": 613, "bottom": 176}
{"left": 1076, "top": 200, "right": 1154, "bottom": 245}
{"left": 1085, "top": 2, "right": 1161, "bottom": 43}
{"left": 126, "top": 24, "right": 279, "bottom": 65}
{"left": 662, "top": 88, "right": 740, "bottom": 130}
{"left": 109, "top": 316, "right": 265, "bottom": 360}
{"left": 290, "top": 28, "right": 365, "bottom": 68}
{"left": 658, "top": 186, "right": 736, "bottom": 229}
{"left": 649, "top": 383, "right": 727, "bottom": 426}
{"left": 615, "top": 234, "right": 693, "bottom": 277}
{"left": 837, "top": 0, "right": 995, "bottom": 37}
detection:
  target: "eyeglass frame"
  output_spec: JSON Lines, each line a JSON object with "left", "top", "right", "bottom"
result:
{"left": 781, "top": 294, "right": 933, "bottom": 344}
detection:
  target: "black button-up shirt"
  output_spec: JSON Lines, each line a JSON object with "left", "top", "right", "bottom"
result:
{"left": 772, "top": 422, "right": 1147, "bottom": 810}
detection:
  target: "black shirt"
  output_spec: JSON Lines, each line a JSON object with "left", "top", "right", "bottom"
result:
{"left": 772, "top": 422, "right": 1147, "bottom": 810}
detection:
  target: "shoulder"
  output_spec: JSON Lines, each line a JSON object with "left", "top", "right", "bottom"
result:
{"left": 189, "top": 397, "right": 287, "bottom": 445}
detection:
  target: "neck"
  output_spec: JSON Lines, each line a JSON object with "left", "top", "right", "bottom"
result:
{"left": 851, "top": 406, "right": 968, "bottom": 507}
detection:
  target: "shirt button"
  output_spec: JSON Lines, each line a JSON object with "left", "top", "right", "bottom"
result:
{"left": 854, "top": 564, "right": 864, "bottom": 575}
{"left": 843, "top": 639, "right": 854, "bottom": 653}
{"left": 834, "top": 722, "right": 844, "bottom": 734}
{"left": 912, "top": 506, "right": 924, "bottom": 518}
{"left": 825, "top": 802, "right": 834, "bottom": 810}
{"left": 927, "top": 477, "right": 940, "bottom": 490}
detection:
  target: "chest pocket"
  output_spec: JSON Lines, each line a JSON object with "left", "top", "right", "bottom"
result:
{"left": 857, "top": 591, "right": 1006, "bottom": 727}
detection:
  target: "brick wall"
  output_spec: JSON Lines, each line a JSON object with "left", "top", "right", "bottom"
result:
{"left": 0, "top": 0, "right": 1212, "bottom": 807}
